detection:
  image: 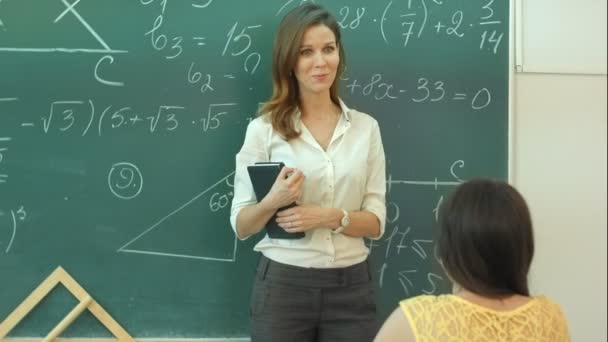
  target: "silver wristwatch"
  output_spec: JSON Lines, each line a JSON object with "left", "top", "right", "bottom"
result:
{"left": 331, "top": 209, "right": 350, "bottom": 234}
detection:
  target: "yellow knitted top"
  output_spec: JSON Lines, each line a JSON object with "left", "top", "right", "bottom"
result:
{"left": 400, "top": 294, "right": 570, "bottom": 342}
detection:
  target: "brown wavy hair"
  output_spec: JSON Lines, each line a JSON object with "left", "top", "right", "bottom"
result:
{"left": 259, "top": 3, "right": 346, "bottom": 140}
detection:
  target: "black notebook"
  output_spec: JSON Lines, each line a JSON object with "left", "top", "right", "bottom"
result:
{"left": 247, "top": 162, "right": 304, "bottom": 239}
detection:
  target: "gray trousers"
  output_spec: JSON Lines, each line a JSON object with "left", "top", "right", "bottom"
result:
{"left": 249, "top": 255, "right": 378, "bottom": 342}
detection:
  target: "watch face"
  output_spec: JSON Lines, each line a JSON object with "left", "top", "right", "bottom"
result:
{"left": 341, "top": 213, "right": 350, "bottom": 227}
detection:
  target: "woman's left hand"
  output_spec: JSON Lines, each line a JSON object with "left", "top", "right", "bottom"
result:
{"left": 275, "top": 204, "right": 331, "bottom": 233}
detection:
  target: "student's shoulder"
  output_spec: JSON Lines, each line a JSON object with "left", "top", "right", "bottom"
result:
{"left": 399, "top": 294, "right": 447, "bottom": 311}
{"left": 535, "top": 295, "right": 570, "bottom": 339}
{"left": 535, "top": 295, "right": 568, "bottom": 318}
{"left": 398, "top": 295, "right": 453, "bottom": 327}
{"left": 401, "top": 294, "right": 467, "bottom": 313}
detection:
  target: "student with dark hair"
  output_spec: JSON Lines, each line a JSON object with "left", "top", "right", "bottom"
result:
{"left": 230, "top": 3, "right": 386, "bottom": 341}
{"left": 375, "top": 178, "right": 570, "bottom": 342}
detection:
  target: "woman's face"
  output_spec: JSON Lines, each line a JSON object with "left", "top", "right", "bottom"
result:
{"left": 293, "top": 24, "right": 340, "bottom": 97}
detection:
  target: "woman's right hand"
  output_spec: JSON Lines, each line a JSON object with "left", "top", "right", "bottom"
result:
{"left": 260, "top": 167, "right": 305, "bottom": 210}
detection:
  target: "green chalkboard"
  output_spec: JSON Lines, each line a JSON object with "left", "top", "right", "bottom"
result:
{"left": 0, "top": 0, "right": 509, "bottom": 338}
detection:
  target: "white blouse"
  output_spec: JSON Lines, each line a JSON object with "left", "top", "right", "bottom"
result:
{"left": 230, "top": 100, "right": 386, "bottom": 268}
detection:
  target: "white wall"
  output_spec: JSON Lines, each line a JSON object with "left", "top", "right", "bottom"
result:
{"left": 513, "top": 73, "right": 607, "bottom": 341}
{"left": 519, "top": 0, "right": 607, "bottom": 74}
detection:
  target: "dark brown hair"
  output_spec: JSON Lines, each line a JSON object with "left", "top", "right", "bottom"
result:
{"left": 438, "top": 178, "right": 535, "bottom": 297}
{"left": 259, "top": 3, "right": 345, "bottom": 140}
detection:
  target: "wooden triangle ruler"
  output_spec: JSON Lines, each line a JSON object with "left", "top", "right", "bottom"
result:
{"left": 0, "top": 266, "right": 134, "bottom": 342}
